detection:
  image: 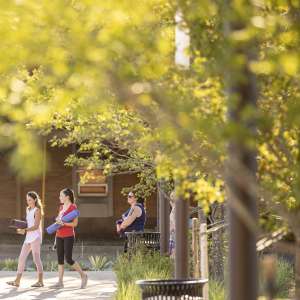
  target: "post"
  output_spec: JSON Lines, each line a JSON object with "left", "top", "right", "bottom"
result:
{"left": 72, "top": 144, "right": 77, "bottom": 196}
{"left": 16, "top": 176, "right": 22, "bottom": 219}
{"left": 158, "top": 182, "right": 170, "bottom": 255}
{"left": 175, "top": 196, "right": 189, "bottom": 279}
{"left": 156, "top": 188, "right": 160, "bottom": 231}
{"left": 200, "top": 222, "right": 209, "bottom": 300}
{"left": 41, "top": 137, "right": 47, "bottom": 237}
{"left": 192, "top": 218, "right": 200, "bottom": 278}
{"left": 262, "top": 255, "right": 276, "bottom": 300}
{"left": 198, "top": 207, "right": 206, "bottom": 224}
{"left": 296, "top": 235, "right": 300, "bottom": 299}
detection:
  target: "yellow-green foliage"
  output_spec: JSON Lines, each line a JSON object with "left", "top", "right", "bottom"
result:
{"left": 116, "top": 282, "right": 141, "bottom": 300}
{"left": 209, "top": 281, "right": 225, "bottom": 300}
{"left": 114, "top": 251, "right": 172, "bottom": 300}
{"left": 0, "top": 259, "right": 18, "bottom": 271}
{"left": 1, "top": 0, "right": 300, "bottom": 244}
{"left": 88, "top": 255, "right": 110, "bottom": 271}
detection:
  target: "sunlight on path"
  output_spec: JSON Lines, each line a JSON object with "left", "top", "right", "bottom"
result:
{"left": 0, "top": 271, "right": 116, "bottom": 300}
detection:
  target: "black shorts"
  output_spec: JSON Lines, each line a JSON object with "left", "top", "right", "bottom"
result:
{"left": 56, "top": 236, "right": 75, "bottom": 265}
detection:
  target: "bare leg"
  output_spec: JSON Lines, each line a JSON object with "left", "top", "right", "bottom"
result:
{"left": 72, "top": 262, "right": 88, "bottom": 288}
{"left": 51, "top": 236, "right": 65, "bottom": 288}
{"left": 50, "top": 264, "right": 64, "bottom": 288}
{"left": 58, "top": 264, "right": 64, "bottom": 284}
{"left": 38, "top": 272, "right": 43, "bottom": 283}
{"left": 72, "top": 261, "right": 84, "bottom": 277}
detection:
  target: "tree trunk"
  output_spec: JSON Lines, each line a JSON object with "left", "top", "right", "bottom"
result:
{"left": 296, "top": 235, "right": 300, "bottom": 299}
{"left": 226, "top": 27, "right": 258, "bottom": 300}
{"left": 210, "top": 203, "right": 225, "bottom": 282}
{"left": 175, "top": 196, "right": 189, "bottom": 279}
{"left": 158, "top": 181, "right": 170, "bottom": 255}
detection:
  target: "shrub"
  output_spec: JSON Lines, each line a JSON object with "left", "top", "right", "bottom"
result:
{"left": 89, "top": 255, "right": 110, "bottom": 271}
{"left": 114, "top": 250, "right": 172, "bottom": 300}
{"left": 275, "top": 258, "right": 294, "bottom": 298}
{"left": 209, "top": 280, "right": 226, "bottom": 300}
{"left": 117, "top": 282, "right": 140, "bottom": 300}
{"left": 0, "top": 259, "right": 18, "bottom": 271}
{"left": 259, "top": 257, "right": 294, "bottom": 298}
{"left": 64, "top": 261, "right": 89, "bottom": 271}
{"left": 43, "top": 261, "right": 58, "bottom": 272}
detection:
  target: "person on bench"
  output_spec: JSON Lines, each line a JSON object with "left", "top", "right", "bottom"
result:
{"left": 116, "top": 192, "right": 146, "bottom": 252}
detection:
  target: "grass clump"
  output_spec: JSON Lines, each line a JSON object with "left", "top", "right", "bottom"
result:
{"left": 114, "top": 250, "right": 172, "bottom": 300}
{"left": 89, "top": 255, "right": 110, "bottom": 271}
{"left": 0, "top": 259, "right": 18, "bottom": 271}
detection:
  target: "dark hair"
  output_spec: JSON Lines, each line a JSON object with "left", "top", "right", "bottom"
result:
{"left": 128, "top": 191, "right": 135, "bottom": 198}
{"left": 137, "top": 197, "right": 144, "bottom": 206}
{"left": 61, "top": 188, "right": 75, "bottom": 204}
{"left": 27, "top": 191, "right": 44, "bottom": 216}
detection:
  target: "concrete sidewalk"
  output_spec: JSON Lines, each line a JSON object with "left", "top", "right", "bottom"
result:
{"left": 0, "top": 271, "right": 117, "bottom": 300}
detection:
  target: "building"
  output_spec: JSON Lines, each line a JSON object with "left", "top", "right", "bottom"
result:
{"left": 0, "top": 145, "right": 158, "bottom": 239}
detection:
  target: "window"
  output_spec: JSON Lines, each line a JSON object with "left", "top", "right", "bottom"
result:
{"left": 77, "top": 168, "right": 108, "bottom": 197}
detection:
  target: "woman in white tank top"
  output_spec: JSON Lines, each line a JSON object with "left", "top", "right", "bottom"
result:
{"left": 24, "top": 206, "right": 42, "bottom": 243}
{"left": 6, "top": 191, "right": 44, "bottom": 288}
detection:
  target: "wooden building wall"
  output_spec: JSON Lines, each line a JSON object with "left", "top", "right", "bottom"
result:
{"left": 0, "top": 146, "right": 157, "bottom": 239}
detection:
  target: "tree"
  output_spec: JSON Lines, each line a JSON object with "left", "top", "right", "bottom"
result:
{"left": 0, "top": 0, "right": 225, "bottom": 209}
{"left": 2, "top": 1, "right": 300, "bottom": 297}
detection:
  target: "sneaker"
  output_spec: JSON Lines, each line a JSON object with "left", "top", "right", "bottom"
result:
{"left": 50, "top": 282, "right": 64, "bottom": 289}
{"left": 81, "top": 274, "right": 88, "bottom": 289}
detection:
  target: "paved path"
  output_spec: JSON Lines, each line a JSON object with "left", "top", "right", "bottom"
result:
{"left": 0, "top": 271, "right": 117, "bottom": 300}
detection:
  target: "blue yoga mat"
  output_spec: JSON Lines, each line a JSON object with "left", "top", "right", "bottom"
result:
{"left": 46, "top": 209, "right": 80, "bottom": 235}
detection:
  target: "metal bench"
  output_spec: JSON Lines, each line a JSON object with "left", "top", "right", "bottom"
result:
{"left": 125, "top": 231, "right": 160, "bottom": 253}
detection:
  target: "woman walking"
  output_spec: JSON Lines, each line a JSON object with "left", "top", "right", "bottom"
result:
{"left": 52, "top": 188, "right": 88, "bottom": 289}
{"left": 7, "top": 191, "right": 44, "bottom": 287}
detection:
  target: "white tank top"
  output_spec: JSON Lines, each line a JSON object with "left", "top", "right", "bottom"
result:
{"left": 24, "top": 207, "right": 42, "bottom": 244}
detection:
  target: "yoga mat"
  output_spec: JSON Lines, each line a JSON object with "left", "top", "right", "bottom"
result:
{"left": 9, "top": 219, "right": 27, "bottom": 229}
{"left": 46, "top": 209, "right": 80, "bottom": 235}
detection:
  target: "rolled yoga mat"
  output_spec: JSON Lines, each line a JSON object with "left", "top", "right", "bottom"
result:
{"left": 46, "top": 209, "right": 80, "bottom": 235}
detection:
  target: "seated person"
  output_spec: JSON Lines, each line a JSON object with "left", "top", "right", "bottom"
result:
{"left": 116, "top": 192, "right": 146, "bottom": 238}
